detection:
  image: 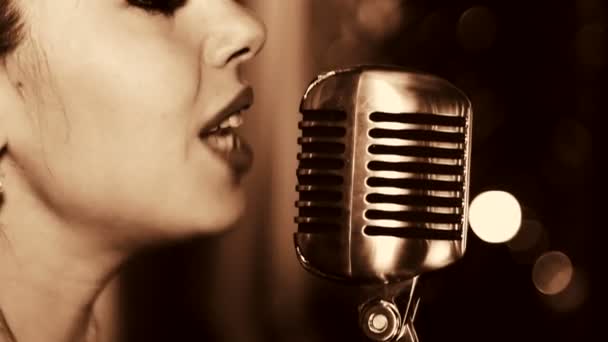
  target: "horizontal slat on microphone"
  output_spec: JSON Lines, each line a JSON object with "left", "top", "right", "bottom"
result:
{"left": 363, "top": 220, "right": 460, "bottom": 230}
{"left": 369, "top": 112, "right": 466, "bottom": 127}
{"left": 301, "top": 127, "right": 346, "bottom": 138}
{"left": 299, "top": 122, "right": 346, "bottom": 138}
{"left": 365, "top": 209, "right": 462, "bottom": 224}
{"left": 297, "top": 168, "right": 343, "bottom": 177}
{"left": 369, "top": 129, "right": 465, "bottom": 143}
{"left": 366, "top": 193, "right": 463, "bottom": 207}
{"left": 364, "top": 226, "right": 463, "bottom": 240}
{"left": 367, "top": 177, "right": 463, "bottom": 191}
{"left": 295, "top": 216, "right": 342, "bottom": 223}
{"left": 299, "top": 207, "right": 343, "bottom": 218}
{"left": 299, "top": 141, "right": 345, "bottom": 154}
{"left": 368, "top": 144, "right": 464, "bottom": 159}
{"left": 370, "top": 138, "right": 463, "bottom": 150}
{"left": 367, "top": 161, "right": 463, "bottom": 175}
{"left": 298, "top": 189, "right": 343, "bottom": 201}
{"left": 301, "top": 109, "right": 347, "bottom": 121}
{"left": 372, "top": 122, "right": 464, "bottom": 133}
{"left": 298, "top": 152, "right": 344, "bottom": 160}
{"left": 366, "top": 187, "right": 463, "bottom": 198}
{"left": 298, "top": 174, "right": 344, "bottom": 186}
{"left": 296, "top": 184, "right": 343, "bottom": 192}
{"left": 296, "top": 200, "right": 342, "bottom": 208}
{"left": 298, "top": 136, "right": 345, "bottom": 144}
{"left": 299, "top": 120, "right": 345, "bottom": 128}
{"left": 366, "top": 155, "right": 463, "bottom": 165}
{"left": 298, "top": 154, "right": 345, "bottom": 170}
{"left": 297, "top": 222, "right": 342, "bottom": 234}
{"left": 365, "top": 202, "right": 461, "bottom": 214}
{"left": 367, "top": 170, "right": 462, "bottom": 182}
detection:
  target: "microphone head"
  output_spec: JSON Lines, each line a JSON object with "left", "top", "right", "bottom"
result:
{"left": 294, "top": 65, "right": 473, "bottom": 284}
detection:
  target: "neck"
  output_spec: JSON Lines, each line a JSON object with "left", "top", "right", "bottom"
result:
{"left": 0, "top": 176, "right": 127, "bottom": 342}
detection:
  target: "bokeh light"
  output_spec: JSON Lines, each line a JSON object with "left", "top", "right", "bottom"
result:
{"left": 542, "top": 268, "right": 588, "bottom": 313}
{"left": 532, "top": 251, "right": 574, "bottom": 295}
{"left": 506, "top": 218, "right": 550, "bottom": 264}
{"left": 507, "top": 218, "right": 544, "bottom": 252}
{"left": 457, "top": 6, "right": 497, "bottom": 52}
{"left": 468, "top": 191, "right": 522, "bottom": 243}
{"left": 355, "top": 0, "right": 404, "bottom": 41}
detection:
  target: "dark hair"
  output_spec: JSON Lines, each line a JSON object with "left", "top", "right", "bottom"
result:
{"left": 0, "top": 0, "right": 24, "bottom": 58}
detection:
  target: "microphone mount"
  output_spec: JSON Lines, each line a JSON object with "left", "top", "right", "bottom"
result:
{"left": 358, "top": 277, "right": 421, "bottom": 342}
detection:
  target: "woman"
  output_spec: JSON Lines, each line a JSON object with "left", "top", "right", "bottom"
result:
{"left": 0, "top": 0, "right": 266, "bottom": 341}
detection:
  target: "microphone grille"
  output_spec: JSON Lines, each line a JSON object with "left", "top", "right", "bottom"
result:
{"left": 295, "top": 109, "right": 347, "bottom": 235}
{"left": 294, "top": 66, "right": 472, "bottom": 283}
{"left": 363, "top": 110, "right": 467, "bottom": 240}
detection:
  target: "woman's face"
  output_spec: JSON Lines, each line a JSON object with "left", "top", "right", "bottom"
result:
{"left": 2, "top": 0, "right": 266, "bottom": 244}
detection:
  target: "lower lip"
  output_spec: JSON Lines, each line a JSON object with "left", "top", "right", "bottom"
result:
{"left": 201, "top": 129, "right": 253, "bottom": 176}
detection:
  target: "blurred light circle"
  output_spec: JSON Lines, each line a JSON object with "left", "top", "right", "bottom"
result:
{"left": 543, "top": 268, "right": 588, "bottom": 312}
{"left": 532, "top": 251, "right": 574, "bottom": 295}
{"left": 457, "top": 6, "right": 497, "bottom": 52}
{"left": 356, "top": 0, "right": 404, "bottom": 40}
{"left": 506, "top": 218, "right": 550, "bottom": 264}
{"left": 507, "top": 218, "right": 544, "bottom": 252}
{"left": 469, "top": 191, "right": 522, "bottom": 243}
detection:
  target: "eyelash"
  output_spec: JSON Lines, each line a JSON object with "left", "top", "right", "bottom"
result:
{"left": 127, "top": 0, "right": 188, "bottom": 16}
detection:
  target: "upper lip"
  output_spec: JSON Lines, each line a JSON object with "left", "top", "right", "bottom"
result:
{"left": 199, "top": 86, "right": 253, "bottom": 137}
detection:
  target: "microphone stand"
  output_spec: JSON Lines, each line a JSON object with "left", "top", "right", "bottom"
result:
{"left": 358, "top": 276, "right": 421, "bottom": 342}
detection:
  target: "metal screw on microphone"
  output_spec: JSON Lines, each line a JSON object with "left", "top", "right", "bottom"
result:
{"left": 360, "top": 300, "right": 400, "bottom": 341}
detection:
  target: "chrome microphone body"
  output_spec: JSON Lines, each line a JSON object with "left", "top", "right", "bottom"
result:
{"left": 294, "top": 66, "right": 473, "bottom": 341}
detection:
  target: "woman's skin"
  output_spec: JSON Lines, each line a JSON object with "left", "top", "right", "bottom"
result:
{"left": 0, "top": 0, "right": 266, "bottom": 341}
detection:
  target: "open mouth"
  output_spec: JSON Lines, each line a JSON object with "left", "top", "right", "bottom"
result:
{"left": 200, "top": 112, "right": 244, "bottom": 151}
{"left": 199, "top": 111, "right": 253, "bottom": 175}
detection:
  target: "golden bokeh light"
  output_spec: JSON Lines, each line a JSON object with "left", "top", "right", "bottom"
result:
{"left": 468, "top": 191, "right": 522, "bottom": 243}
{"left": 543, "top": 268, "right": 588, "bottom": 312}
{"left": 506, "top": 218, "right": 550, "bottom": 264}
{"left": 355, "top": 0, "right": 404, "bottom": 40}
{"left": 532, "top": 251, "right": 574, "bottom": 295}
{"left": 457, "top": 6, "right": 497, "bottom": 52}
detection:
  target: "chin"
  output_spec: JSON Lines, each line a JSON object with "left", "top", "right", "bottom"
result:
{"left": 127, "top": 187, "right": 248, "bottom": 246}
{"left": 184, "top": 192, "right": 247, "bottom": 236}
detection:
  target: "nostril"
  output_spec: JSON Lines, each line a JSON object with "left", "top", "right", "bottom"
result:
{"left": 227, "top": 47, "right": 251, "bottom": 64}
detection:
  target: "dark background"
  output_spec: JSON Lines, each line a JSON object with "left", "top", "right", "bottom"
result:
{"left": 118, "top": 0, "right": 597, "bottom": 341}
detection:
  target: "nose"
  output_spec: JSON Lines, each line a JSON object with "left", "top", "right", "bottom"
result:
{"left": 203, "top": 4, "right": 267, "bottom": 68}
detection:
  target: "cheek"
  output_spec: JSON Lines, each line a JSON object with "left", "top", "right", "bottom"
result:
{"left": 53, "top": 43, "right": 199, "bottom": 121}
{"left": 34, "top": 9, "right": 201, "bottom": 120}
{"left": 26, "top": 20, "right": 204, "bottom": 171}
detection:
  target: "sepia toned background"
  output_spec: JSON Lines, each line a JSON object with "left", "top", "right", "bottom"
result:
{"left": 108, "top": 0, "right": 597, "bottom": 341}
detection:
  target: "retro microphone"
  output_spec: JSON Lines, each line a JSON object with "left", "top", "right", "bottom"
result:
{"left": 294, "top": 65, "right": 473, "bottom": 342}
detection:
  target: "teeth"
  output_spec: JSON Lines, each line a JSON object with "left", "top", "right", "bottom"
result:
{"left": 219, "top": 112, "right": 243, "bottom": 129}
{"left": 201, "top": 112, "right": 245, "bottom": 138}
{"left": 228, "top": 113, "right": 243, "bottom": 127}
{"left": 224, "top": 133, "right": 234, "bottom": 150}
{"left": 204, "top": 131, "right": 238, "bottom": 153}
